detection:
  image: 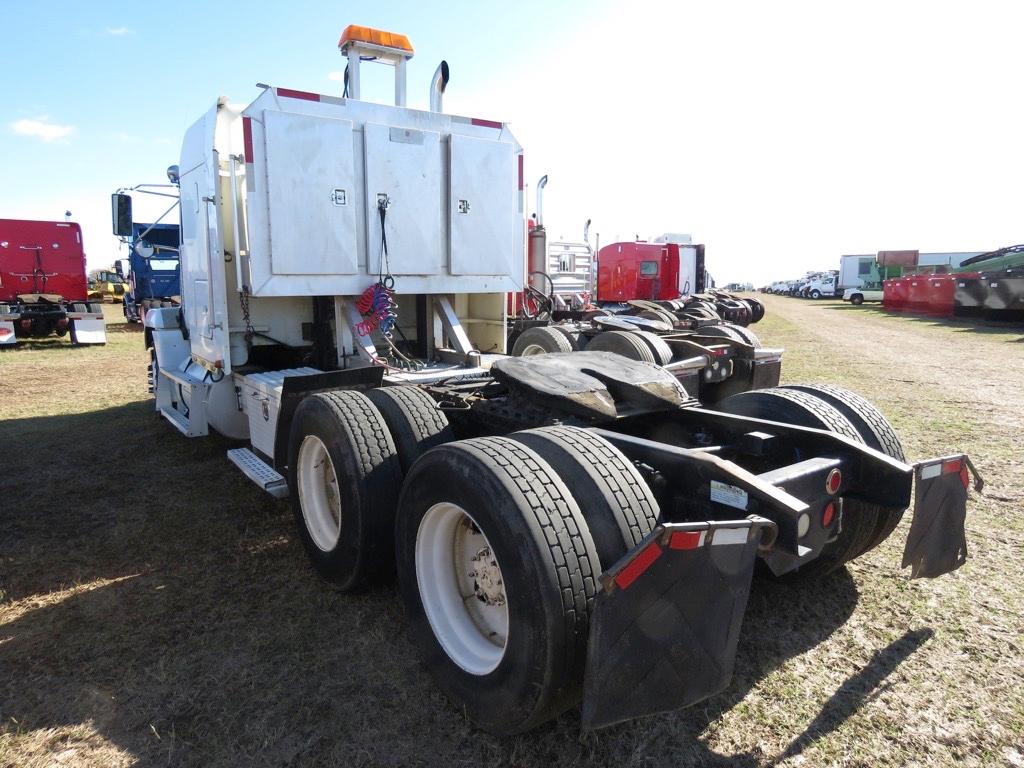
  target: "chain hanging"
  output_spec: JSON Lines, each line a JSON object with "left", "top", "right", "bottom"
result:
{"left": 240, "top": 286, "right": 255, "bottom": 349}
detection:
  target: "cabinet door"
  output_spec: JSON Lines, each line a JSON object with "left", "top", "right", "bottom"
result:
{"left": 363, "top": 123, "right": 443, "bottom": 276}
{"left": 264, "top": 110, "right": 358, "bottom": 275}
{"left": 449, "top": 133, "right": 515, "bottom": 276}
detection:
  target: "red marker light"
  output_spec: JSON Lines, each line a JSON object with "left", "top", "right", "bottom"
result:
{"left": 822, "top": 502, "right": 836, "bottom": 528}
{"left": 825, "top": 469, "right": 842, "bottom": 495}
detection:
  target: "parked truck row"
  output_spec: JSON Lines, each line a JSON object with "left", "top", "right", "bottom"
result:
{"left": 761, "top": 247, "right": 1022, "bottom": 324}
{"left": 764, "top": 271, "right": 839, "bottom": 299}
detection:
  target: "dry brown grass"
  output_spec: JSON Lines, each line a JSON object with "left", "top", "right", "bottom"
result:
{"left": 1, "top": 300, "right": 1022, "bottom": 767}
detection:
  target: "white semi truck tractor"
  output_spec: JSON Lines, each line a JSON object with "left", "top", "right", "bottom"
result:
{"left": 140, "top": 25, "right": 980, "bottom": 733}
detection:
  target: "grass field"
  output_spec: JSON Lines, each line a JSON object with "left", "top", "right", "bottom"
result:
{"left": 1, "top": 298, "right": 1022, "bottom": 767}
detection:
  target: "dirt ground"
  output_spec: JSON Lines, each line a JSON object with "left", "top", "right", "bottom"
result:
{"left": 1, "top": 299, "right": 1022, "bottom": 767}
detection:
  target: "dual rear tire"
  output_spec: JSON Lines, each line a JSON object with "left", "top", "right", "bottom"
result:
{"left": 714, "top": 384, "right": 906, "bottom": 575}
{"left": 396, "top": 429, "right": 658, "bottom": 734}
{"left": 287, "top": 390, "right": 659, "bottom": 733}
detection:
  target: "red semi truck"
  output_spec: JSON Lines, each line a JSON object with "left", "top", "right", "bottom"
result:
{"left": 0, "top": 219, "right": 106, "bottom": 346}
{"left": 596, "top": 240, "right": 706, "bottom": 303}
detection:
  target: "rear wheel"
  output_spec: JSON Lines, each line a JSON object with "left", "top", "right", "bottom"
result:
{"left": 510, "top": 426, "right": 659, "bottom": 569}
{"left": 396, "top": 437, "right": 599, "bottom": 734}
{"left": 780, "top": 383, "right": 907, "bottom": 552}
{"left": 722, "top": 322, "right": 760, "bottom": 347}
{"left": 585, "top": 329, "right": 657, "bottom": 363}
{"left": 696, "top": 324, "right": 747, "bottom": 345}
{"left": 850, "top": 294, "right": 864, "bottom": 305}
{"left": 365, "top": 386, "right": 454, "bottom": 473}
{"left": 551, "top": 324, "right": 582, "bottom": 350}
{"left": 287, "top": 391, "right": 402, "bottom": 590}
{"left": 511, "top": 326, "right": 573, "bottom": 356}
{"left": 714, "top": 387, "right": 881, "bottom": 575}
{"left": 629, "top": 330, "right": 674, "bottom": 365}
{"left": 745, "top": 298, "right": 765, "bottom": 323}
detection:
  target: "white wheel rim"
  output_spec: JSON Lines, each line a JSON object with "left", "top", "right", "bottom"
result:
{"left": 416, "top": 502, "right": 509, "bottom": 675}
{"left": 519, "top": 343, "right": 547, "bottom": 356}
{"left": 297, "top": 435, "right": 342, "bottom": 552}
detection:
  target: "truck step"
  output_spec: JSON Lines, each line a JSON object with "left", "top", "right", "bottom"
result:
{"left": 227, "top": 448, "right": 289, "bottom": 499}
{"left": 160, "top": 404, "right": 196, "bottom": 436}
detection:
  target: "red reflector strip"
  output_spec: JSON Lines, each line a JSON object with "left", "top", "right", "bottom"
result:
{"left": 669, "top": 530, "right": 705, "bottom": 550}
{"left": 471, "top": 117, "right": 502, "bottom": 129}
{"left": 959, "top": 466, "right": 970, "bottom": 489}
{"left": 614, "top": 542, "right": 663, "bottom": 590}
{"left": 242, "top": 117, "right": 253, "bottom": 164}
{"left": 276, "top": 87, "right": 320, "bottom": 102}
{"left": 942, "top": 458, "right": 962, "bottom": 475}
{"left": 517, "top": 154, "right": 524, "bottom": 190}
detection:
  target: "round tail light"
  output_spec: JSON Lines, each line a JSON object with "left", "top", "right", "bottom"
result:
{"left": 825, "top": 469, "right": 842, "bottom": 495}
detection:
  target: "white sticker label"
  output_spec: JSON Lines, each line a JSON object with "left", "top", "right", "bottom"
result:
{"left": 710, "top": 480, "right": 748, "bottom": 510}
{"left": 711, "top": 527, "right": 749, "bottom": 546}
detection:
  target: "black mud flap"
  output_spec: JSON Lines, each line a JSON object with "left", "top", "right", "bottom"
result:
{"left": 581, "top": 517, "right": 776, "bottom": 730}
{"left": 902, "top": 455, "right": 982, "bottom": 579}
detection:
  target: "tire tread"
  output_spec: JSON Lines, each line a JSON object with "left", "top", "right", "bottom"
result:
{"left": 511, "top": 426, "right": 659, "bottom": 565}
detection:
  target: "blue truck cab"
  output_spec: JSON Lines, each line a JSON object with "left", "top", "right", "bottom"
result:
{"left": 118, "top": 222, "right": 180, "bottom": 323}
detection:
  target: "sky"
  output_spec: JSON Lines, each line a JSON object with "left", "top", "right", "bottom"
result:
{"left": 1, "top": 0, "right": 1021, "bottom": 285}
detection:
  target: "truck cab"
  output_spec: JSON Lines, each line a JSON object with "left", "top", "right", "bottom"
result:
{"left": 802, "top": 273, "right": 838, "bottom": 299}
{"left": 596, "top": 241, "right": 705, "bottom": 303}
{"left": 120, "top": 222, "right": 181, "bottom": 323}
{"left": 0, "top": 219, "right": 106, "bottom": 345}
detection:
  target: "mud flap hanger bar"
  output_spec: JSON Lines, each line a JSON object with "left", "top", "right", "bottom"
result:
{"left": 679, "top": 408, "right": 915, "bottom": 507}
{"left": 595, "top": 407, "right": 915, "bottom": 505}
{"left": 582, "top": 517, "right": 776, "bottom": 730}
{"left": 592, "top": 427, "right": 817, "bottom": 557}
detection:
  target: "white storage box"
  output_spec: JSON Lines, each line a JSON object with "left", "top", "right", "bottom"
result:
{"left": 242, "top": 367, "right": 320, "bottom": 459}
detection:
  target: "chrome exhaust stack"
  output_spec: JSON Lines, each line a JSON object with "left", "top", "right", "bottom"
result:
{"left": 430, "top": 61, "right": 449, "bottom": 113}
{"left": 535, "top": 175, "right": 549, "bottom": 227}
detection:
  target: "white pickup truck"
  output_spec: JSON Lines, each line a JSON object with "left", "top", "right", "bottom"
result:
{"left": 842, "top": 287, "right": 884, "bottom": 305}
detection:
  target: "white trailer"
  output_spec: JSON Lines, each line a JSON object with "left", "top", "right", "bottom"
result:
{"left": 839, "top": 254, "right": 875, "bottom": 291}
{"left": 138, "top": 24, "right": 978, "bottom": 735}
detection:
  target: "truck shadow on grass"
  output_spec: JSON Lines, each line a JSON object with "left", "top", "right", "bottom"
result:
{"left": 0, "top": 404, "right": 930, "bottom": 767}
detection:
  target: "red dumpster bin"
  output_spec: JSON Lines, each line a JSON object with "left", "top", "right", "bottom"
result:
{"left": 883, "top": 277, "right": 907, "bottom": 311}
